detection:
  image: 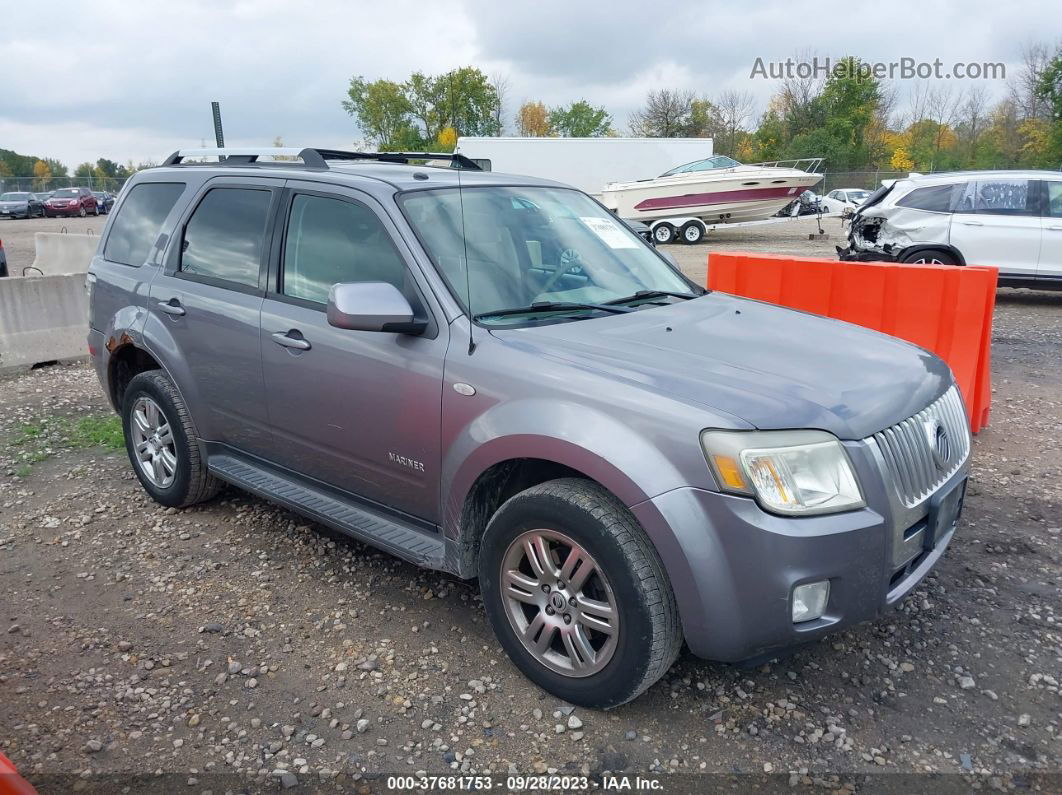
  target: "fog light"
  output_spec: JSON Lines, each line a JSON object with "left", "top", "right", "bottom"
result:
{"left": 792, "top": 581, "right": 830, "bottom": 623}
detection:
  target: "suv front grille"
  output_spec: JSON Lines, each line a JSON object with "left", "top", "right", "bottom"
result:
{"left": 871, "top": 386, "right": 970, "bottom": 508}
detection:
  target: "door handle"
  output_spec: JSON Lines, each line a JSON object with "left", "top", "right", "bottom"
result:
{"left": 157, "top": 299, "right": 186, "bottom": 316}
{"left": 1048, "top": 225, "right": 1062, "bottom": 231}
{"left": 960, "top": 220, "right": 983, "bottom": 226}
{"left": 271, "top": 330, "right": 311, "bottom": 351}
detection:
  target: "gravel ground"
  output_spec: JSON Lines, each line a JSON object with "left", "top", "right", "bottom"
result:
{"left": 1, "top": 217, "right": 1060, "bottom": 793}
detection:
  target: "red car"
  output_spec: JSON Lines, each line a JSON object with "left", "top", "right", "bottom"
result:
{"left": 44, "top": 187, "right": 99, "bottom": 218}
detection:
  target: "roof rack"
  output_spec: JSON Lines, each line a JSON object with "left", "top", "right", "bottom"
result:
{"left": 161, "top": 147, "right": 482, "bottom": 171}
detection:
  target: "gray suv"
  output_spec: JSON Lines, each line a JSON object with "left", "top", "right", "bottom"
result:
{"left": 88, "top": 147, "right": 971, "bottom": 707}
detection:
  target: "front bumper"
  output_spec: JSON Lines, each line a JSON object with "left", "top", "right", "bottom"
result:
{"left": 837, "top": 244, "right": 898, "bottom": 262}
{"left": 632, "top": 445, "right": 968, "bottom": 662}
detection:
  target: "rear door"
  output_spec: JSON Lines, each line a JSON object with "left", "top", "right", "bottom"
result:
{"left": 146, "top": 177, "right": 282, "bottom": 457}
{"left": 258, "top": 181, "right": 447, "bottom": 522}
{"left": 949, "top": 178, "right": 1042, "bottom": 274}
{"left": 1041, "top": 180, "right": 1062, "bottom": 279}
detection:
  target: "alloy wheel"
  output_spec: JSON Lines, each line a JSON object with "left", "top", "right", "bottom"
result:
{"left": 500, "top": 529, "right": 619, "bottom": 677}
{"left": 130, "top": 396, "right": 178, "bottom": 488}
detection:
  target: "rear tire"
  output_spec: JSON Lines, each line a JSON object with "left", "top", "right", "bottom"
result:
{"left": 479, "top": 478, "right": 682, "bottom": 708}
{"left": 680, "top": 220, "right": 705, "bottom": 244}
{"left": 121, "top": 370, "right": 221, "bottom": 508}
{"left": 900, "top": 248, "right": 957, "bottom": 265}
{"left": 652, "top": 223, "right": 675, "bottom": 245}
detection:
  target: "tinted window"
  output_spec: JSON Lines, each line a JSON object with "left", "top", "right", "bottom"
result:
{"left": 896, "top": 184, "right": 955, "bottom": 212}
{"left": 282, "top": 194, "right": 407, "bottom": 304}
{"left": 181, "top": 188, "right": 272, "bottom": 287}
{"left": 1046, "top": 182, "right": 1062, "bottom": 219}
{"left": 954, "top": 179, "right": 1038, "bottom": 216}
{"left": 104, "top": 182, "right": 185, "bottom": 266}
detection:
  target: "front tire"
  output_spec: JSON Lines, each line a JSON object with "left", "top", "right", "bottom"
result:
{"left": 121, "top": 370, "right": 221, "bottom": 508}
{"left": 900, "top": 248, "right": 957, "bottom": 265}
{"left": 78, "top": 206, "right": 86, "bottom": 218}
{"left": 479, "top": 479, "right": 681, "bottom": 708}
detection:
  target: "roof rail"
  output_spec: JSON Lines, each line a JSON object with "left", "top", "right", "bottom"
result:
{"left": 161, "top": 147, "right": 482, "bottom": 170}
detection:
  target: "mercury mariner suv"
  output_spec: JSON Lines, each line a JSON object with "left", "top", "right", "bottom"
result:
{"left": 88, "top": 147, "right": 971, "bottom": 707}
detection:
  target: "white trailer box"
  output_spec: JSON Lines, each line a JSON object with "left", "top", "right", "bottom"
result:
{"left": 455, "top": 137, "right": 713, "bottom": 196}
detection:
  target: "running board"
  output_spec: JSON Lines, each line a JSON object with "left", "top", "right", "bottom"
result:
{"left": 208, "top": 453, "right": 447, "bottom": 569}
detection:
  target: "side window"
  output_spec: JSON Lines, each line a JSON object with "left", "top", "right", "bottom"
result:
{"left": 1046, "top": 182, "right": 1062, "bottom": 219}
{"left": 181, "top": 188, "right": 272, "bottom": 288}
{"left": 103, "top": 182, "right": 186, "bottom": 266}
{"left": 896, "top": 184, "right": 955, "bottom": 213}
{"left": 963, "top": 179, "right": 1038, "bottom": 217}
{"left": 281, "top": 193, "right": 407, "bottom": 304}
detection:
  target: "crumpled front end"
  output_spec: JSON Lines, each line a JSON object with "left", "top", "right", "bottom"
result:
{"left": 839, "top": 197, "right": 952, "bottom": 262}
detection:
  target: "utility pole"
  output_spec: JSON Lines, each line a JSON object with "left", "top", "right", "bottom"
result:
{"left": 211, "top": 102, "right": 225, "bottom": 148}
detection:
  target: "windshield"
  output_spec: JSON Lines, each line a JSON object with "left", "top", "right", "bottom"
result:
{"left": 660, "top": 155, "right": 741, "bottom": 177}
{"left": 54, "top": 188, "right": 79, "bottom": 197}
{"left": 0, "top": 193, "right": 29, "bottom": 201}
{"left": 848, "top": 190, "right": 870, "bottom": 201}
{"left": 400, "top": 186, "right": 693, "bottom": 325}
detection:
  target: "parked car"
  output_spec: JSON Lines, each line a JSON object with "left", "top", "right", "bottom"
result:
{"left": 93, "top": 191, "right": 115, "bottom": 214}
{"left": 821, "top": 188, "right": 871, "bottom": 215}
{"left": 840, "top": 170, "right": 1062, "bottom": 288}
{"left": 35, "top": 191, "right": 55, "bottom": 206}
{"left": 89, "top": 147, "right": 970, "bottom": 707}
{"left": 0, "top": 191, "right": 45, "bottom": 219}
{"left": 44, "top": 186, "right": 99, "bottom": 217}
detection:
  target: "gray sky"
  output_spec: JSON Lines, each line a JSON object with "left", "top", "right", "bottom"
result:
{"left": 2, "top": 0, "right": 1060, "bottom": 169}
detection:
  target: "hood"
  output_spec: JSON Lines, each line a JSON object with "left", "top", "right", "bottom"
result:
{"left": 0, "top": 201, "right": 27, "bottom": 207}
{"left": 492, "top": 294, "right": 952, "bottom": 440}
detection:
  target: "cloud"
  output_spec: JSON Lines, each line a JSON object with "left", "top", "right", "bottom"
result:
{"left": 1, "top": 0, "right": 1059, "bottom": 167}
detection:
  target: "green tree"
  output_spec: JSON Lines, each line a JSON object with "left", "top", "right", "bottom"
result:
{"left": 42, "top": 158, "right": 68, "bottom": 178}
{"left": 1035, "top": 49, "right": 1062, "bottom": 165}
{"left": 343, "top": 76, "right": 418, "bottom": 149}
{"left": 548, "top": 100, "right": 612, "bottom": 137}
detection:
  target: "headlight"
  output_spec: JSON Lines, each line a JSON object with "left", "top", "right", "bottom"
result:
{"left": 700, "top": 429, "right": 864, "bottom": 516}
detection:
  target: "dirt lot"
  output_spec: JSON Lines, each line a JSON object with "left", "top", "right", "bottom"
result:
{"left": 0, "top": 215, "right": 106, "bottom": 275}
{"left": 1, "top": 216, "right": 1060, "bottom": 793}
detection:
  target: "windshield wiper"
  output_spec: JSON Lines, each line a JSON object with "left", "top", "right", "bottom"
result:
{"left": 604, "top": 289, "right": 703, "bottom": 305}
{"left": 473, "top": 301, "right": 634, "bottom": 321}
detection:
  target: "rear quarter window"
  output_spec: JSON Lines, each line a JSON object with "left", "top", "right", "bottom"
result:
{"left": 103, "top": 182, "right": 186, "bottom": 266}
{"left": 895, "top": 184, "right": 956, "bottom": 213}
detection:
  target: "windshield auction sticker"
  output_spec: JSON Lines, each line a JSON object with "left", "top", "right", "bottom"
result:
{"left": 579, "top": 216, "right": 639, "bottom": 249}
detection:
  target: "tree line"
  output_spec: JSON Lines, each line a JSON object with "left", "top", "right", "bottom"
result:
{"left": 344, "top": 45, "right": 1062, "bottom": 172}
{"left": 0, "top": 150, "right": 153, "bottom": 189}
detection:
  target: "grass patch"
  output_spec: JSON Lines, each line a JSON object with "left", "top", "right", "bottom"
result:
{"left": 8, "top": 413, "right": 124, "bottom": 474}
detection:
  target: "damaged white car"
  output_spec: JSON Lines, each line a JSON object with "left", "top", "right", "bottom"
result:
{"left": 839, "top": 170, "right": 1062, "bottom": 288}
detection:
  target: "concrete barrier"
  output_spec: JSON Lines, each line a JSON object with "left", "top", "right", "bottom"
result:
{"left": 22, "top": 232, "right": 99, "bottom": 276}
{"left": 0, "top": 274, "right": 88, "bottom": 371}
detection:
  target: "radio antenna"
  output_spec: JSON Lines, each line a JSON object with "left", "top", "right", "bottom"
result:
{"left": 449, "top": 70, "right": 476, "bottom": 355}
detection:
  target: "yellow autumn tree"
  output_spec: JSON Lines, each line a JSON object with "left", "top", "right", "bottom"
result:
{"left": 890, "top": 146, "right": 914, "bottom": 171}
{"left": 437, "top": 126, "right": 458, "bottom": 151}
{"left": 33, "top": 160, "right": 52, "bottom": 190}
{"left": 517, "top": 101, "right": 551, "bottom": 137}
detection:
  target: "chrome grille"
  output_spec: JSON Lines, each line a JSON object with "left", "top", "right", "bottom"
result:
{"left": 869, "top": 386, "right": 970, "bottom": 508}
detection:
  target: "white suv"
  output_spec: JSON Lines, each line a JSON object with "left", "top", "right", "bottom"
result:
{"left": 840, "top": 170, "right": 1062, "bottom": 288}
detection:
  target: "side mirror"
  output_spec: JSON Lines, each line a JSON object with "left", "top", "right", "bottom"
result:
{"left": 326, "top": 282, "right": 426, "bottom": 334}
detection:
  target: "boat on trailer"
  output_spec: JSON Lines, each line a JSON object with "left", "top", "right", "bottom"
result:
{"left": 601, "top": 156, "right": 824, "bottom": 243}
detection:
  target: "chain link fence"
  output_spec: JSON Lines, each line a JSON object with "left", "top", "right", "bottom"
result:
{"left": 0, "top": 175, "right": 129, "bottom": 195}
{"left": 815, "top": 171, "right": 909, "bottom": 194}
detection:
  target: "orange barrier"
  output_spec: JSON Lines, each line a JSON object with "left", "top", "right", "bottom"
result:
{"left": 707, "top": 252, "right": 998, "bottom": 433}
{"left": 0, "top": 751, "right": 37, "bottom": 795}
